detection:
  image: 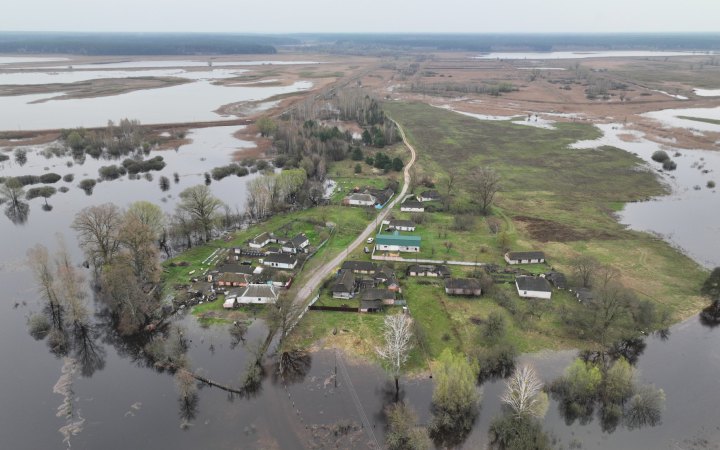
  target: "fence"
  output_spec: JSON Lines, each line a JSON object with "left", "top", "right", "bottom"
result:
{"left": 309, "top": 305, "right": 358, "bottom": 313}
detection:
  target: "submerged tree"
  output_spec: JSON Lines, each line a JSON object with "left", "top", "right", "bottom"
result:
{"left": 385, "top": 402, "right": 431, "bottom": 450}
{"left": 430, "top": 349, "right": 480, "bottom": 447}
{"left": 72, "top": 203, "right": 122, "bottom": 269}
{"left": 177, "top": 185, "right": 224, "bottom": 242}
{"left": 501, "top": 365, "right": 548, "bottom": 419}
{"left": 376, "top": 314, "right": 414, "bottom": 400}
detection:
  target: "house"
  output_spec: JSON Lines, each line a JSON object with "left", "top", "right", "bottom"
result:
{"left": 515, "top": 276, "right": 552, "bottom": 300}
{"left": 400, "top": 200, "right": 425, "bottom": 212}
{"left": 249, "top": 232, "right": 274, "bottom": 249}
{"left": 216, "top": 272, "right": 251, "bottom": 288}
{"left": 341, "top": 260, "right": 377, "bottom": 274}
{"left": 237, "top": 284, "right": 279, "bottom": 304}
{"left": 407, "top": 264, "right": 451, "bottom": 278}
{"left": 545, "top": 272, "right": 567, "bottom": 289}
{"left": 282, "top": 233, "right": 310, "bottom": 254}
{"left": 417, "top": 189, "right": 441, "bottom": 202}
{"left": 368, "top": 188, "right": 394, "bottom": 206}
{"left": 359, "top": 299, "right": 383, "bottom": 313}
{"left": 361, "top": 288, "right": 396, "bottom": 305}
{"left": 375, "top": 233, "right": 421, "bottom": 253}
{"left": 387, "top": 219, "right": 416, "bottom": 232}
{"left": 574, "top": 288, "right": 594, "bottom": 303}
{"left": 444, "top": 278, "right": 482, "bottom": 296}
{"left": 505, "top": 251, "right": 546, "bottom": 265}
{"left": 216, "top": 264, "right": 257, "bottom": 275}
{"left": 332, "top": 269, "right": 356, "bottom": 299}
{"left": 344, "top": 193, "right": 376, "bottom": 206}
{"left": 374, "top": 266, "right": 401, "bottom": 292}
{"left": 262, "top": 254, "right": 298, "bottom": 270}
{"left": 222, "top": 284, "right": 279, "bottom": 307}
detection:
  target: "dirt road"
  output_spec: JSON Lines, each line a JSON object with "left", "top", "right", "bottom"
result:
{"left": 291, "top": 117, "right": 417, "bottom": 311}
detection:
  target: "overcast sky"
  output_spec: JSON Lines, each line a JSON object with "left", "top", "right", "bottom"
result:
{"left": 1, "top": 0, "right": 719, "bottom": 33}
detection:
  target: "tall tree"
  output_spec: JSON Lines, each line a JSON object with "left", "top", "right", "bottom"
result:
{"left": 467, "top": 167, "right": 500, "bottom": 215}
{"left": 126, "top": 201, "right": 164, "bottom": 240}
{"left": 71, "top": 203, "right": 122, "bottom": 268}
{"left": 376, "top": 314, "right": 414, "bottom": 399}
{"left": 571, "top": 255, "right": 599, "bottom": 288}
{"left": 0, "top": 177, "right": 25, "bottom": 208}
{"left": 501, "top": 365, "right": 548, "bottom": 418}
{"left": 430, "top": 349, "right": 480, "bottom": 447}
{"left": 118, "top": 213, "right": 161, "bottom": 285}
{"left": 266, "top": 292, "right": 303, "bottom": 343}
{"left": 177, "top": 185, "right": 223, "bottom": 242}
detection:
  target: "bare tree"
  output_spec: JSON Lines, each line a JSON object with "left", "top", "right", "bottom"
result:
{"left": 571, "top": 255, "right": 599, "bottom": 288}
{"left": 501, "top": 365, "right": 548, "bottom": 418}
{"left": 177, "top": 185, "right": 224, "bottom": 242}
{"left": 71, "top": 203, "right": 122, "bottom": 268}
{"left": 467, "top": 167, "right": 500, "bottom": 215}
{"left": 266, "top": 292, "right": 303, "bottom": 342}
{"left": 118, "top": 213, "right": 161, "bottom": 285}
{"left": 376, "top": 314, "right": 414, "bottom": 399}
{"left": 27, "top": 244, "right": 62, "bottom": 328}
{"left": 440, "top": 172, "right": 457, "bottom": 211}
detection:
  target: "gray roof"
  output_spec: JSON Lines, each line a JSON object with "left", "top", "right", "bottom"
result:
{"left": 408, "top": 264, "right": 450, "bottom": 276}
{"left": 342, "top": 260, "right": 376, "bottom": 272}
{"left": 360, "top": 299, "right": 383, "bottom": 310}
{"left": 348, "top": 193, "right": 375, "bottom": 202}
{"left": 251, "top": 231, "right": 272, "bottom": 244}
{"left": 264, "top": 254, "right": 297, "bottom": 265}
{"left": 291, "top": 234, "right": 309, "bottom": 247}
{"left": 216, "top": 264, "right": 255, "bottom": 275}
{"left": 240, "top": 284, "right": 278, "bottom": 299}
{"left": 401, "top": 200, "right": 424, "bottom": 209}
{"left": 545, "top": 272, "right": 567, "bottom": 288}
{"left": 419, "top": 189, "right": 441, "bottom": 199}
{"left": 445, "top": 278, "right": 482, "bottom": 290}
{"left": 389, "top": 219, "right": 415, "bottom": 228}
{"left": 507, "top": 251, "right": 545, "bottom": 261}
{"left": 333, "top": 269, "right": 356, "bottom": 293}
{"left": 361, "top": 288, "right": 396, "bottom": 301}
{"left": 575, "top": 288, "right": 594, "bottom": 302}
{"left": 515, "top": 276, "right": 552, "bottom": 292}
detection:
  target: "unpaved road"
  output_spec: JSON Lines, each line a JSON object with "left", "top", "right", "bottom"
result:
{"left": 292, "top": 117, "right": 417, "bottom": 310}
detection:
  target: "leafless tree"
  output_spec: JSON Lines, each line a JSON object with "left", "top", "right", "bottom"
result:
{"left": 440, "top": 172, "right": 457, "bottom": 211}
{"left": 27, "top": 244, "right": 62, "bottom": 328}
{"left": 177, "top": 185, "right": 224, "bottom": 242}
{"left": 119, "top": 213, "right": 161, "bottom": 285}
{"left": 501, "top": 365, "right": 548, "bottom": 418}
{"left": 266, "top": 292, "right": 303, "bottom": 343}
{"left": 467, "top": 167, "right": 500, "bottom": 215}
{"left": 376, "top": 314, "right": 414, "bottom": 398}
{"left": 71, "top": 203, "right": 122, "bottom": 268}
{"left": 571, "top": 255, "right": 600, "bottom": 288}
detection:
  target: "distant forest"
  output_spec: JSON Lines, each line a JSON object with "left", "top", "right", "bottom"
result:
{"left": 0, "top": 32, "right": 293, "bottom": 55}
{"left": 294, "top": 33, "right": 720, "bottom": 52}
{"left": 1, "top": 32, "right": 720, "bottom": 55}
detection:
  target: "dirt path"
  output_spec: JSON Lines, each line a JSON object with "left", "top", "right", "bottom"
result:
{"left": 291, "top": 117, "right": 417, "bottom": 311}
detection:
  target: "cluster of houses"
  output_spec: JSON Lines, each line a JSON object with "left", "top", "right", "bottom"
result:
{"left": 331, "top": 260, "right": 402, "bottom": 312}
{"left": 343, "top": 187, "right": 395, "bottom": 209}
{"left": 214, "top": 231, "right": 312, "bottom": 309}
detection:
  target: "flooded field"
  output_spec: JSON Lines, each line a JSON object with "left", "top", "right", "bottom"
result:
{"left": 472, "top": 50, "right": 714, "bottom": 60}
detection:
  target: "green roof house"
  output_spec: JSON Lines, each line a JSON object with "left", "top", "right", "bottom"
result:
{"left": 375, "top": 233, "right": 421, "bottom": 253}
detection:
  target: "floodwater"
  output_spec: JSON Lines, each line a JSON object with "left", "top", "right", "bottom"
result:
{"left": 642, "top": 106, "right": 720, "bottom": 133}
{"left": 0, "top": 68, "right": 247, "bottom": 85}
{"left": 40, "top": 60, "right": 321, "bottom": 70}
{"left": 694, "top": 88, "right": 720, "bottom": 97}
{"left": 473, "top": 50, "right": 713, "bottom": 60}
{"left": 0, "top": 56, "right": 68, "bottom": 64}
{"left": 572, "top": 122, "right": 720, "bottom": 268}
{"left": 0, "top": 79, "right": 312, "bottom": 130}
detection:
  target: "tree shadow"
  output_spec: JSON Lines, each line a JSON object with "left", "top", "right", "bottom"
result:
{"left": 5, "top": 202, "right": 29, "bottom": 224}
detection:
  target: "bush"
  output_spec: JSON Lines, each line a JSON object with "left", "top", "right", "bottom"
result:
{"left": 58, "top": 186, "right": 69, "bottom": 193}
{"left": 483, "top": 312, "right": 507, "bottom": 342}
{"left": 62, "top": 174, "right": 74, "bottom": 183}
{"left": 27, "top": 313, "right": 51, "bottom": 340}
{"left": 354, "top": 164, "right": 362, "bottom": 174}
{"left": 236, "top": 166, "right": 249, "bottom": 177}
{"left": 39, "top": 173, "right": 61, "bottom": 184}
{"left": 122, "top": 156, "right": 165, "bottom": 174}
{"left": 25, "top": 186, "right": 56, "bottom": 200}
{"left": 651, "top": 150, "right": 669, "bottom": 162}
{"left": 452, "top": 214, "right": 476, "bottom": 231}
{"left": 707, "top": 180, "right": 716, "bottom": 188}
{"left": 256, "top": 160, "right": 270, "bottom": 171}
{"left": 15, "top": 175, "right": 40, "bottom": 186}
{"left": 211, "top": 164, "right": 240, "bottom": 180}
{"left": 79, "top": 178, "right": 96, "bottom": 193}
{"left": 98, "top": 165, "right": 126, "bottom": 180}
{"left": 662, "top": 159, "right": 677, "bottom": 171}
{"left": 476, "top": 343, "right": 517, "bottom": 380}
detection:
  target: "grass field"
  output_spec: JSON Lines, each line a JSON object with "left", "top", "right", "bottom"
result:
{"left": 677, "top": 115, "right": 720, "bottom": 126}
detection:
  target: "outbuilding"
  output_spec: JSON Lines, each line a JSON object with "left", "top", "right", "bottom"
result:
{"left": 417, "top": 189, "right": 441, "bottom": 202}
{"left": 341, "top": 260, "right": 377, "bottom": 274}
{"left": 400, "top": 200, "right": 425, "bottom": 212}
{"left": 444, "top": 278, "right": 482, "bottom": 296}
{"left": 387, "top": 219, "right": 416, "bottom": 232}
{"left": 262, "top": 254, "right": 298, "bottom": 270}
{"left": 344, "top": 193, "right": 376, "bottom": 206}
{"left": 249, "top": 232, "right": 274, "bottom": 249}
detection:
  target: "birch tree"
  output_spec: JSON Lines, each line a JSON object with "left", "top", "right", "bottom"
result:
{"left": 501, "top": 365, "right": 548, "bottom": 418}
{"left": 376, "top": 314, "right": 414, "bottom": 399}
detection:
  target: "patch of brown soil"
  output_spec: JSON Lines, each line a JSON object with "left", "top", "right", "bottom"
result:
{"left": 513, "top": 215, "right": 617, "bottom": 242}
{"left": 0, "top": 132, "right": 60, "bottom": 147}
{"left": 617, "top": 133, "right": 641, "bottom": 143}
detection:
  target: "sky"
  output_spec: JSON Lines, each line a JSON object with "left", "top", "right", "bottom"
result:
{"left": 1, "top": 0, "right": 719, "bottom": 34}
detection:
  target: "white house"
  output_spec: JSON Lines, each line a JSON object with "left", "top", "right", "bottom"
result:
{"left": 400, "top": 200, "right": 425, "bottom": 212}
{"left": 225, "top": 284, "right": 279, "bottom": 307}
{"left": 505, "top": 251, "right": 545, "bottom": 265}
{"left": 262, "top": 254, "right": 298, "bottom": 270}
{"left": 249, "top": 232, "right": 274, "bottom": 249}
{"left": 515, "top": 276, "right": 552, "bottom": 299}
{"left": 344, "top": 193, "right": 376, "bottom": 206}
{"left": 282, "top": 233, "right": 310, "bottom": 254}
